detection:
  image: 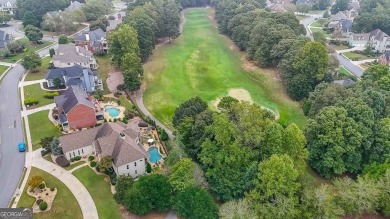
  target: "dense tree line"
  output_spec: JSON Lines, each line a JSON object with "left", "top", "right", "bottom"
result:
{"left": 304, "top": 65, "right": 390, "bottom": 178}
{"left": 16, "top": 0, "right": 70, "bottom": 25}
{"left": 352, "top": 0, "right": 390, "bottom": 35}
{"left": 212, "top": 0, "right": 329, "bottom": 100}
{"left": 110, "top": 0, "right": 181, "bottom": 91}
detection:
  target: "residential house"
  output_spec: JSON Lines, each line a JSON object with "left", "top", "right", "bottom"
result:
{"left": 64, "top": 1, "right": 84, "bottom": 12}
{"left": 107, "top": 11, "right": 126, "bottom": 32}
{"left": 340, "top": 19, "right": 352, "bottom": 37}
{"left": 379, "top": 52, "right": 390, "bottom": 66}
{"left": 59, "top": 121, "right": 148, "bottom": 177}
{"left": 328, "top": 11, "right": 348, "bottom": 30}
{"left": 0, "top": 30, "right": 11, "bottom": 49}
{"left": 54, "top": 85, "right": 97, "bottom": 130}
{"left": 53, "top": 43, "right": 98, "bottom": 69}
{"left": 295, "top": 0, "right": 315, "bottom": 5}
{"left": 45, "top": 10, "right": 62, "bottom": 18}
{"left": 349, "top": 29, "right": 390, "bottom": 52}
{"left": 73, "top": 28, "right": 108, "bottom": 53}
{"left": 44, "top": 65, "right": 103, "bottom": 92}
{"left": 0, "top": 0, "right": 16, "bottom": 14}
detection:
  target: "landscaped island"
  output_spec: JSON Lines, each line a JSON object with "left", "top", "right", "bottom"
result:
{"left": 143, "top": 8, "right": 306, "bottom": 127}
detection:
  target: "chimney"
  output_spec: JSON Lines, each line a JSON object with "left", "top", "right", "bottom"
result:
{"left": 76, "top": 45, "right": 79, "bottom": 53}
{"left": 120, "top": 133, "right": 125, "bottom": 139}
{"left": 85, "top": 33, "right": 90, "bottom": 41}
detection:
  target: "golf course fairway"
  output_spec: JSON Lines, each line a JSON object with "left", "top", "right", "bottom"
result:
{"left": 143, "top": 8, "right": 306, "bottom": 128}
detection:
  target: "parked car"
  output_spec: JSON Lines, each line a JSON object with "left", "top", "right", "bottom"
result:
{"left": 18, "top": 142, "right": 26, "bottom": 152}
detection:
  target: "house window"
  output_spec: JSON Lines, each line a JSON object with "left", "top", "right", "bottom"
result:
{"left": 82, "top": 149, "right": 84, "bottom": 154}
{"left": 78, "top": 150, "right": 80, "bottom": 155}
{"left": 140, "top": 159, "right": 143, "bottom": 162}
{"left": 134, "top": 162, "right": 137, "bottom": 167}
{"left": 69, "top": 153, "right": 72, "bottom": 158}
{"left": 127, "top": 165, "right": 129, "bottom": 169}
{"left": 73, "top": 152, "right": 75, "bottom": 156}
{"left": 135, "top": 170, "right": 137, "bottom": 175}
{"left": 68, "top": 63, "right": 70, "bottom": 65}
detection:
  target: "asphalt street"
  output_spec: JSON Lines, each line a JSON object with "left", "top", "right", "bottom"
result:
{"left": 300, "top": 14, "right": 364, "bottom": 78}
{"left": 0, "top": 35, "right": 56, "bottom": 207}
{"left": 0, "top": 64, "right": 26, "bottom": 207}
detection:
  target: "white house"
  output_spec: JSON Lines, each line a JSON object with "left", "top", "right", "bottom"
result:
{"left": 0, "top": 0, "right": 16, "bottom": 14}
{"left": 59, "top": 121, "right": 148, "bottom": 177}
{"left": 53, "top": 44, "right": 98, "bottom": 70}
{"left": 349, "top": 29, "right": 390, "bottom": 52}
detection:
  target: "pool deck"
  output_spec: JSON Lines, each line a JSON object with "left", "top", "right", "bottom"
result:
{"left": 99, "top": 101, "right": 125, "bottom": 121}
{"left": 140, "top": 129, "right": 166, "bottom": 168}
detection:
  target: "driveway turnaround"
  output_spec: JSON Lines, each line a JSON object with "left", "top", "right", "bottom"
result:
{"left": 32, "top": 150, "right": 99, "bottom": 219}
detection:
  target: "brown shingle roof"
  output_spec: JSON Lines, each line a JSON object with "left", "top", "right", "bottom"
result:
{"left": 60, "top": 122, "right": 147, "bottom": 165}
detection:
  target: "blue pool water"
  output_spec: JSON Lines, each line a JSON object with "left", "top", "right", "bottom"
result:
{"left": 148, "top": 147, "right": 162, "bottom": 163}
{"left": 105, "top": 105, "right": 120, "bottom": 117}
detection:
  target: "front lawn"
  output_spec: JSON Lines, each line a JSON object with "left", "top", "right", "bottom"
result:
{"left": 0, "top": 65, "right": 9, "bottom": 78}
{"left": 95, "top": 55, "right": 111, "bottom": 95}
{"left": 295, "top": 15, "right": 308, "bottom": 21}
{"left": 28, "top": 110, "right": 61, "bottom": 151}
{"left": 329, "top": 44, "right": 350, "bottom": 50}
{"left": 65, "top": 161, "right": 86, "bottom": 171}
{"left": 17, "top": 167, "right": 82, "bottom": 219}
{"left": 310, "top": 27, "right": 331, "bottom": 37}
{"left": 1, "top": 38, "right": 53, "bottom": 63}
{"left": 24, "top": 83, "right": 53, "bottom": 107}
{"left": 25, "top": 56, "right": 51, "bottom": 81}
{"left": 73, "top": 166, "right": 122, "bottom": 219}
{"left": 343, "top": 51, "right": 380, "bottom": 61}
{"left": 310, "top": 19, "right": 328, "bottom": 28}
{"left": 42, "top": 24, "right": 88, "bottom": 37}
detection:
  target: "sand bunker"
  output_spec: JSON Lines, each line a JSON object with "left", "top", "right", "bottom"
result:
{"left": 211, "top": 88, "right": 280, "bottom": 120}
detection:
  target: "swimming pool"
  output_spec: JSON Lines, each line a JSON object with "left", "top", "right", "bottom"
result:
{"left": 148, "top": 147, "right": 162, "bottom": 163}
{"left": 105, "top": 105, "right": 120, "bottom": 117}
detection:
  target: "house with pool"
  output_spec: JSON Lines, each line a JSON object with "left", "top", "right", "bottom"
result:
{"left": 59, "top": 119, "right": 164, "bottom": 177}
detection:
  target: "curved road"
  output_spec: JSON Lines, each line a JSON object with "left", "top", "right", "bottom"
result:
{"left": 300, "top": 14, "right": 364, "bottom": 78}
{"left": 0, "top": 21, "right": 58, "bottom": 207}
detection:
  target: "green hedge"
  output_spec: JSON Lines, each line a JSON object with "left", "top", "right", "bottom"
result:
{"left": 43, "top": 91, "right": 59, "bottom": 99}
{"left": 90, "top": 161, "right": 97, "bottom": 167}
{"left": 88, "top": 156, "right": 94, "bottom": 161}
{"left": 74, "top": 156, "right": 81, "bottom": 161}
{"left": 24, "top": 98, "right": 39, "bottom": 106}
{"left": 38, "top": 183, "right": 45, "bottom": 189}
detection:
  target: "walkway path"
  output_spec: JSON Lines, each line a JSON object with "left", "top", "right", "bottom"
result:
{"left": 31, "top": 150, "right": 99, "bottom": 219}
{"left": 336, "top": 46, "right": 365, "bottom": 53}
{"left": 19, "top": 79, "right": 45, "bottom": 87}
{"left": 21, "top": 104, "right": 56, "bottom": 117}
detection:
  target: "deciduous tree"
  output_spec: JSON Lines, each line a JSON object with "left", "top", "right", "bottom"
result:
{"left": 22, "top": 52, "right": 42, "bottom": 71}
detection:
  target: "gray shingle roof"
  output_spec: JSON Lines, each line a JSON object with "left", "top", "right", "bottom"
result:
{"left": 60, "top": 122, "right": 147, "bottom": 166}
{"left": 369, "top": 29, "right": 389, "bottom": 41}
{"left": 341, "top": 20, "right": 352, "bottom": 33}
{"left": 54, "top": 85, "right": 94, "bottom": 114}
{"left": 74, "top": 28, "right": 106, "bottom": 42}
{"left": 0, "top": 0, "right": 16, "bottom": 6}
{"left": 45, "top": 65, "right": 96, "bottom": 80}
{"left": 64, "top": 1, "right": 83, "bottom": 11}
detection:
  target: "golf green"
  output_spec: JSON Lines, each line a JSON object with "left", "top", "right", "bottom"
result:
{"left": 143, "top": 8, "right": 306, "bottom": 128}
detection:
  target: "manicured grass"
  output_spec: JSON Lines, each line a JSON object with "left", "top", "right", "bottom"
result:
{"left": 310, "top": 27, "right": 331, "bottom": 37}
{"left": 310, "top": 19, "right": 328, "bottom": 28}
{"left": 17, "top": 167, "right": 83, "bottom": 219}
{"left": 143, "top": 8, "right": 306, "bottom": 128}
{"left": 25, "top": 56, "right": 51, "bottom": 81}
{"left": 0, "top": 65, "right": 9, "bottom": 78}
{"left": 339, "top": 66, "right": 351, "bottom": 77}
{"left": 73, "top": 166, "right": 122, "bottom": 219}
{"left": 95, "top": 55, "right": 111, "bottom": 95}
{"left": 343, "top": 51, "right": 380, "bottom": 61}
{"left": 28, "top": 110, "right": 61, "bottom": 151}
{"left": 1, "top": 39, "right": 53, "bottom": 63}
{"left": 295, "top": 15, "right": 308, "bottom": 21}
{"left": 24, "top": 83, "right": 53, "bottom": 107}
{"left": 118, "top": 95, "right": 133, "bottom": 109}
{"left": 65, "top": 161, "right": 86, "bottom": 171}
{"left": 41, "top": 24, "right": 88, "bottom": 36}
{"left": 43, "top": 155, "right": 54, "bottom": 163}
{"left": 329, "top": 44, "right": 350, "bottom": 50}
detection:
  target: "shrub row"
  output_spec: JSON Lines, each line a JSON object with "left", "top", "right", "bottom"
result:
{"left": 90, "top": 161, "right": 97, "bottom": 167}
{"left": 88, "top": 156, "right": 94, "bottom": 161}
{"left": 24, "top": 98, "right": 38, "bottom": 106}
{"left": 43, "top": 91, "right": 59, "bottom": 99}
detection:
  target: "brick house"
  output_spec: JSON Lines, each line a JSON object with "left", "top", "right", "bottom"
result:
{"left": 54, "top": 85, "right": 97, "bottom": 130}
{"left": 379, "top": 52, "right": 390, "bottom": 67}
{"left": 59, "top": 121, "right": 148, "bottom": 177}
{"left": 73, "top": 28, "right": 108, "bottom": 53}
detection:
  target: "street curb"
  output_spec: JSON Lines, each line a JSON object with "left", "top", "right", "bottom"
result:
{"left": 0, "top": 65, "right": 12, "bottom": 83}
